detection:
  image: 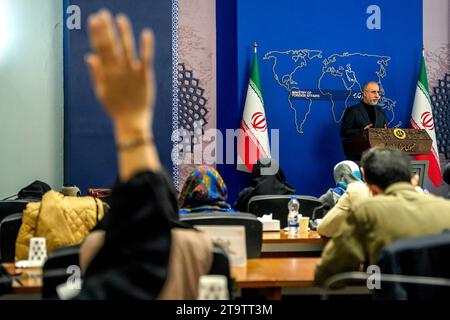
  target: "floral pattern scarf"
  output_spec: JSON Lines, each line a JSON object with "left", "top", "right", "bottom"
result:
{"left": 179, "top": 166, "right": 234, "bottom": 214}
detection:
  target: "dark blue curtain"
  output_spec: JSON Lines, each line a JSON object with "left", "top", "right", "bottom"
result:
{"left": 64, "top": 0, "right": 174, "bottom": 193}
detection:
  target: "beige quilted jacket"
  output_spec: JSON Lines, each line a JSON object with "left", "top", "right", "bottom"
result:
{"left": 15, "top": 190, "right": 104, "bottom": 261}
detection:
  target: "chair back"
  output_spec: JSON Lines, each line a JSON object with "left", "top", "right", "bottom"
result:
{"left": 322, "top": 232, "right": 450, "bottom": 300}
{"left": 0, "top": 213, "right": 23, "bottom": 262}
{"left": 374, "top": 231, "right": 450, "bottom": 299}
{"left": 247, "top": 195, "right": 322, "bottom": 228}
{"left": 180, "top": 212, "right": 262, "bottom": 258}
{"left": 42, "top": 244, "right": 80, "bottom": 299}
{"left": 208, "top": 243, "right": 232, "bottom": 299}
{"left": 0, "top": 199, "right": 37, "bottom": 223}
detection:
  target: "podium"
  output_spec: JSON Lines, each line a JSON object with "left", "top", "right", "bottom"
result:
{"left": 343, "top": 128, "right": 432, "bottom": 187}
{"left": 343, "top": 128, "right": 432, "bottom": 157}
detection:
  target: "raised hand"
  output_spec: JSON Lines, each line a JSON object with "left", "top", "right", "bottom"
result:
{"left": 85, "top": 10, "right": 155, "bottom": 131}
{"left": 85, "top": 9, "right": 160, "bottom": 180}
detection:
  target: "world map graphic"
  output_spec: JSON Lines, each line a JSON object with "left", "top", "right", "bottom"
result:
{"left": 263, "top": 50, "right": 400, "bottom": 133}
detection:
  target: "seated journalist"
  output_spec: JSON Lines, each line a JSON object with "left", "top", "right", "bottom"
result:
{"left": 315, "top": 147, "right": 450, "bottom": 286}
{"left": 179, "top": 165, "right": 235, "bottom": 214}
{"left": 234, "top": 158, "right": 296, "bottom": 212}
{"left": 317, "top": 161, "right": 369, "bottom": 238}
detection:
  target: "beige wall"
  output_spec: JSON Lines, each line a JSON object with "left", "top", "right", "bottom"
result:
{"left": 424, "top": 0, "right": 450, "bottom": 89}
{"left": 0, "top": 0, "right": 63, "bottom": 198}
{"left": 177, "top": 0, "right": 216, "bottom": 190}
{"left": 423, "top": 0, "right": 449, "bottom": 196}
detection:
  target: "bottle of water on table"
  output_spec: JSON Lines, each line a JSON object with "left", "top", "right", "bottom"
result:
{"left": 288, "top": 196, "right": 299, "bottom": 237}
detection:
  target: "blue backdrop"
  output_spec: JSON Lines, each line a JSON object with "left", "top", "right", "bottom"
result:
{"left": 217, "top": 0, "right": 422, "bottom": 204}
{"left": 64, "top": 0, "right": 174, "bottom": 193}
{"left": 64, "top": 0, "right": 423, "bottom": 201}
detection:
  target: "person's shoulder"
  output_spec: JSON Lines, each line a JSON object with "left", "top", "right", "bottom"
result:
{"left": 352, "top": 190, "right": 450, "bottom": 215}
{"left": 350, "top": 194, "right": 391, "bottom": 217}
{"left": 346, "top": 102, "right": 364, "bottom": 112}
{"left": 347, "top": 181, "right": 366, "bottom": 191}
{"left": 346, "top": 181, "right": 370, "bottom": 197}
{"left": 374, "top": 105, "right": 386, "bottom": 113}
{"left": 422, "top": 192, "right": 450, "bottom": 206}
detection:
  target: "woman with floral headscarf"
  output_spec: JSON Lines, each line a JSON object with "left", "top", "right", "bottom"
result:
{"left": 179, "top": 166, "right": 235, "bottom": 214}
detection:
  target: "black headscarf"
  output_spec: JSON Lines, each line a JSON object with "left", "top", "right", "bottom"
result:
{"left": 76, "top": 171, "right": 175, "bottom": 299}
{"left": 234, "top": 158, "right": 296, "bottom": 212}
{"left": 443, "top": 163, "right": 450, "bottom": 186}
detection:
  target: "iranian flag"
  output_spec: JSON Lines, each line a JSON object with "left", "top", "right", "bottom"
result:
{"left": 237, "top": 46, "right": 271, "bottom": 172}
{"left": 410, "top": 55, "right": 442, "bottom": 187}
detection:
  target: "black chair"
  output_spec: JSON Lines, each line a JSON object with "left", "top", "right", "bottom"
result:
{"left": 0, "top": 199, "right": 38, "bottom": 224}
{"left": 180, "top": 212, "right": 263, "bottom": 258}
{"left": 321, "top": 232, "right": 450, "bottom": 300}
{"left": 374, "top": 231, "right": 450, "bottom": 299}
{"left": 208, "top": 243, "right": 233, "bottom": 299}
{"left": 0, "top": 213, "right": 23, "bottom": 262}
{"left": 42, "top": 244, "right": 80, "bottom": 299}
{"left": 247, "top": 195, "right": 322, "bottom": 228}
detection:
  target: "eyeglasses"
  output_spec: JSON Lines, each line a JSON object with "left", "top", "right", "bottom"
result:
{"left": 365, "top": 89, "right": 385, "bottom": 96}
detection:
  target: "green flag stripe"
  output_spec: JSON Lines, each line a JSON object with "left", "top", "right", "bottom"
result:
{"left": 250, "top": 54, "right": 262, "bottom": 91}
{"left": 249, "top": 79, "right": 264, "bottom": 105}
{"left": 249, "top": 53, "right": 264, "bottom": 104}
{"left": 419, "top": 56, "right": 430, "bottom": 93}
{"left": 417, "top": 81, "right": 431, "bottom": 104}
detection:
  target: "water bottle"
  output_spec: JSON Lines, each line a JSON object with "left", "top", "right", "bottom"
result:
{"left": 287, "top": 196, "right": 300, "bottom": 236}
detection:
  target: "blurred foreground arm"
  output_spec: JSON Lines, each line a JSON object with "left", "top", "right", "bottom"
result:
{"left": 85, "top": 10, "right": 160, "bottom": 181}
{"left": 79, "top": 230, "right": 105, "bottom": 273}
{"left": 77, "top": 10, "right": 172, "bottom": 300}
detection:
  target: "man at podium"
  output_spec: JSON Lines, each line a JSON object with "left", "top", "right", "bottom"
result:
{"left": 340, "top": 81, "right": 388, "bottom": 161}
{"left": 340, "top": 81, "right": 387, "bottom": 139}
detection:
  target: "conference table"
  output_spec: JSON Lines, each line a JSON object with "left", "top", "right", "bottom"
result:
{"left": 3, "top": 257, "right": 368, "bottom": 300}
{"left": 3, "top": 258, "right": 321, "bottom": 300}
{"left": 261, "top": 230, "right": 328, "bottom": 257}
{"left": 231, "top": 257, "right": 320, "bottom": 299}
{"left": 2, "top": 263, "right": 42, "bottom": 295}
{"left": 2, "top": 231, "right": 330, "bottom": 299}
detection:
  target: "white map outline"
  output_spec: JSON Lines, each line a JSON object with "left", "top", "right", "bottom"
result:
{"left": 263, "top": 49, "right": 401, "bottom": 134}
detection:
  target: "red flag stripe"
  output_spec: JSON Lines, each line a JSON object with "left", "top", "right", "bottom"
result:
{"left": 241, "top": 121, "right": 270, "bottom": 158}
{"left": 410, "top": 118, "right": 442, "bottom": 186}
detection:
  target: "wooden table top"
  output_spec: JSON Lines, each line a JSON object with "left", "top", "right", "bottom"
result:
{"left": 3, "top": 263, "right": 42, "bottom": 294}
{"left": 4, "top": 256, "right": 322, "bottom": 298}
{"left": 231, "top": 257, "right": 320, "bottom": 288}
{"left": 263, "top": 230, "right": 326, "bottom": 244}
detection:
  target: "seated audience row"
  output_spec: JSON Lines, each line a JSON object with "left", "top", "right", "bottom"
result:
{"left": 315, "top": 148, "right": 450, "bottom": 285}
